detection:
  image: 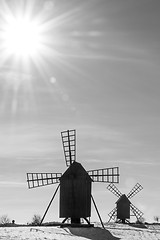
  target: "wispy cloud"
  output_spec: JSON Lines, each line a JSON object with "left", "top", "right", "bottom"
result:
{"left": 113, "top": 159, "right": 160, "bottom": 166}
{"left": 0, "top": 181, "right": 25, "bottom": 187}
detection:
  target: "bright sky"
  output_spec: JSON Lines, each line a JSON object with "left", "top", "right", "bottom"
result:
{"left": 0, "top": 0, "right": 160, "bottom": 224}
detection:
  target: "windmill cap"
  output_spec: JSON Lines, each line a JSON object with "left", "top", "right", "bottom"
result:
{"left": 116, "top": 194, "right": 131, "bottom": 204}
{"left": 60, "top": 161, "right": 93, "bottom": 181}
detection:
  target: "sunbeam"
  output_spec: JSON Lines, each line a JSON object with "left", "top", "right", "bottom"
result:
{"left": 0, "top": 0, "right": 106, "bottom": 115}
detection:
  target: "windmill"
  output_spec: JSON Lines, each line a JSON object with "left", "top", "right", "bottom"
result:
{"left": 27, "top": 129, "right": 120, "bottom": 227}
{"left": 107, "top": 183, "right": 143, "bottom": 223}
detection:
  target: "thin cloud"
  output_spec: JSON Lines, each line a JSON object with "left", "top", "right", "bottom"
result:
{"left": 115, "top": 159, "right": 160, "bottom": 166}
{"left": 0, "top": 181, "right": 26, "bottom": 187}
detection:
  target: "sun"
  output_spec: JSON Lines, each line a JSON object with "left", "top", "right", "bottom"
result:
{"left": 0, "top": 2, "right": 61, "bottom": 67}
{"left": 0, "top": 0, "right": 88, "bottom": 114}
{"left": 3, "top": 17, "right": 42, "bottom": 58}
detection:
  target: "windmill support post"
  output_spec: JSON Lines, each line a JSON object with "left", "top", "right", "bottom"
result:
{"left": 84, "top": 217, "right": 90, "bottom": 224}
{"left": 91, "top": 194, "right": 105, "bottom": 229}
{"left": 40, "top": 184, "right": 60, "bottom": 225}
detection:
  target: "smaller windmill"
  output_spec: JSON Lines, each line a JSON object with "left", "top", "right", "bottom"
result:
{"left": 107, "top": 183, "right": 143, "bottom": 223}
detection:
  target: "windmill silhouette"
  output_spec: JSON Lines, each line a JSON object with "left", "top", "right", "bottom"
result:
{"left": 27, "top": 129, "right": 120, "bottom": 227}
{"left": 107, "top": 183, "right": 143, "bottom": 223}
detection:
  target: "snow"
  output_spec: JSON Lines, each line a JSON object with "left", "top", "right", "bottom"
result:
{"left": 0, "top": 227, "right": 88, "bottom": 240}
{"left": 0, "top": 223, "right": 160, "bottom": 240}
{"left": 105, "top": 223, "right": 160, "bottom": 240}
{"left": 68, "top": 226, "right": 118, "bottom": 240}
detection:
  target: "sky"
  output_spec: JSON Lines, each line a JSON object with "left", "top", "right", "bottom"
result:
{"left": 0, "top": 0, "right": 160, "bottom": 224}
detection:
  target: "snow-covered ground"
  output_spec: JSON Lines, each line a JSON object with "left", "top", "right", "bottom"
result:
{"left": 105, "top": 223, "right": 160, "bottom": 240}
{"left": 0, "top": 223, "right": 160, "bottom": 240}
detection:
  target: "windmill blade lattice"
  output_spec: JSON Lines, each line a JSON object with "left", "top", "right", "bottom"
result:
{"left": 61, "top": 129, "right": 76, "bottom": 167}
{"left": 87, "top": 167, "right": 119, "bottom": 183}
{"left": 107, "top": 183, "right": 122, "bottom": 198}
{"left": 130, "top": 203, "right": 143, "bottom": 220}
{"left": 127, "top": 183, "right": 143, "bottom": 199}
{"left": 108, "top": 207, "right": 117, "bottom": 221}
{"left": 27, "top": 173, "right": 62, "bottom": 189}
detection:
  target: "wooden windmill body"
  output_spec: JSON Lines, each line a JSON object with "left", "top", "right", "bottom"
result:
{"left": 27, "top": 129, "right": 120, "bottom": 226}
{"left": 116, "top": 194, "right": 130, "bottom": 222}
{"left": 107, "top": 183, "right": 143, "bottom": 223}
{"left": 60, "top": 162, "right": 92, "bottom": 223}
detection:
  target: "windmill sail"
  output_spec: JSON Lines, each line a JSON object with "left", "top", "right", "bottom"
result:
{"left": 27, "top": 173, "right": 62, "bottom": 189}
{"left": 61, "top": 129, "right": 76, "bottom": 167}
{"left": 108, "top": 207, "right": 117, "bottom": 221}
{"left": 127, "top": 183, "right": 143, "bottom": 199}
{"left": 130, "top": 203, "right": 143, "bottom": 220}
{"left": 107, "top": 183, "right": 122, "bottom": 198}
{"left": 87, "top": 167, "right": 119, "bottom": 183}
